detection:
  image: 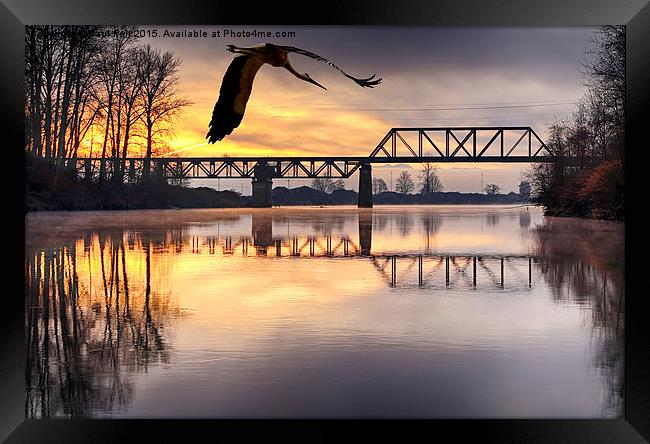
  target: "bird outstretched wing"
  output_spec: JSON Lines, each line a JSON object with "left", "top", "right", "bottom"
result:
{"left": 278, "top": 45, "right": 382, "bottom": 88}
{"left": 207, "top": 54, "right": 265, "bottom": 143}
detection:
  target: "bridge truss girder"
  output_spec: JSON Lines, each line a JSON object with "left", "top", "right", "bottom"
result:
{"left": 71, "top": 157, "right": 369, "bottom": 180}
{"left": 67, "top": 127, "right": 575, "bottom": 181}
{"left": 70, "top": 154, "right": 558, "bottom": 181}
{"left": 370, "top": 127, "right": 552, "bottom": 159}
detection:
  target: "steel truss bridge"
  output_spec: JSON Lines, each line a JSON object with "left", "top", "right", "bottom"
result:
{"left": 70, "top": 127, "right": 556, "bottom": 181}
{"left": 64, "top": 125, "right": 591, "bottom": 207}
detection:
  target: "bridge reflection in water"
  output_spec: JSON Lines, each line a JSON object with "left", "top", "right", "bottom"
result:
{"left": 24, "top": 208, "right": 624, "bottom": 418}
{"left": 172, "top": 212, "right": 536, "bottom": 290}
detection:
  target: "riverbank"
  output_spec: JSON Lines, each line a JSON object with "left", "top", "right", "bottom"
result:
{"left": 25, "top": 181, "right": 528, "bottom": 213}
{"left": 25, "top": 154, "right": 245, "bottom": 212}
{"left": 25, "top": 154, "right": 529, "bottom": 212}
{"left": 26, "top": 182, "right": 246, "bottom": 212}
{"left": 528, "top": 160, "right": 624, "bottom": 221}
{"left": 25, "top": 185, "right": 528, "bottom": 212}
{"left": 271, "top": 186, "right": 525, "bottom": 206}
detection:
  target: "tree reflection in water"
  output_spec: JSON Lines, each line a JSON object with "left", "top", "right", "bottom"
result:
{"left": 420, "top": 213, "right": 443, "bottom": 252}
{"left": 486, "top": 212, "right": 500, "bottom": 227}
{"left": 396, "top": 212, "right": 414, "bottom": 237}
{"left": 24, "top": 210, "right": 624, "bottom": 418}
{"left": 532, "top": 217, "right": 624, "bottom": 417}
{"left": 25, "top": 231, "right": 181, "bottom": 418}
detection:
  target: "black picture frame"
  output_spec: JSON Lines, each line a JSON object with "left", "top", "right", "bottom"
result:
{"left": 3, "top": 0, "right": 649, "bottom": 442}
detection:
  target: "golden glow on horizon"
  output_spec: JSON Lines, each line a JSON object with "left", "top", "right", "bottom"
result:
{"left": 36, "top": 26, "right": 590, "bottom": 194}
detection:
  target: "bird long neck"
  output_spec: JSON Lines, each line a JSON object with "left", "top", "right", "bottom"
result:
{"left": 282, "top": 59, "right": 327, "bottom": 90}
{"left": 282, "top": 60, "right": 308, "bottom": 82}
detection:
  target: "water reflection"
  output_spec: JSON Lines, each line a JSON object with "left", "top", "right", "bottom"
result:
{"left": 358, "top": 210, "right": 372, "bottom": 256}
{"left": 532, "top": 217, "right": 624, "bottom": 417}
{"left": 25, "top": 206, "right": 624, "bottom": 418}
{"left": 25, "top": 232, "right": 180, "bottom": 418}
{"left": 486, "top": 212, "right": 500, "bottom": 227}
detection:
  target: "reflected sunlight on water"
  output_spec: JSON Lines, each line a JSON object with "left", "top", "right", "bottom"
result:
{"left": 25, "top": 205, "right": 624, "bottom": 418}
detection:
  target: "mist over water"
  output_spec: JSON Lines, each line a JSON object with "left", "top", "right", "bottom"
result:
{"left": 25, "top": 205, "right": 623, "bottom": 418}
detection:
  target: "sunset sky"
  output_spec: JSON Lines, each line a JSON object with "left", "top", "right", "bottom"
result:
{"left": 139, "top": 26, "right": 596, "bottom": 193}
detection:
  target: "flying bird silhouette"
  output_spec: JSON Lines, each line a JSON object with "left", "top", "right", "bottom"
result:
{"left": 206, "top": 43, "right": 382, "bottom": 143}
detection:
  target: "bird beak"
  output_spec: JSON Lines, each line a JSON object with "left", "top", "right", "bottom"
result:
{"left": 306, "top": 76, "right": 327, "bottom": 90}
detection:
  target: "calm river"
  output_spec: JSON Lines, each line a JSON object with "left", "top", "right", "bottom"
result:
{"left": 24, "top": 205, "right": 624, "bottom": 418}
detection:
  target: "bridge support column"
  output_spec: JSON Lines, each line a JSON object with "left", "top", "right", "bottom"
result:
{"left": 128, "top": 159, "right": 136, "bottom": 182}
{"left": 84, "top": 158, "right": 92, "bottom": 181}
{"left": 358, "top": 163, "right": 373, "bottom": 208}
{"left": 99, "top": 159, "right": 106, "bottom": 181}
{"left": 251, "top": 162, "right": 275, "bottom": 208}
{"left": 251, "top": 179, "right": 272, "bottom": 207}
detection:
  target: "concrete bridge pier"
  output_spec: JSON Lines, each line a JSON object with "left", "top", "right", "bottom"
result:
{"left": 358, "top": 163, "right": 373, "bottom": 208}
{"left": 84, "top": 158, "right": 92, "bottom": 180}
{"left": 251, "top": 179, "right": 272, "bottom": 207}
{"left": 251, "top": 162, "right": 275, "bottom": 208}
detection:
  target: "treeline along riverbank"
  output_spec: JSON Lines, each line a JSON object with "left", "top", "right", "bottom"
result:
{"left": 525, "top": 26, "right": 625, "bottom": 221}
{"left": 25, "top": 154, "right": 244, "bottom": 212}
{"left": 25, "top": 155, "right": 527, "bottom": 212}
{"left": 271, "top": 186, "right": 524, "bottom": 206}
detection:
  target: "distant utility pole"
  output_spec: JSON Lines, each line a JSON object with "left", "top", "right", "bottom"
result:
{"left": 480, "top": 170, "right": 484, "bottom": 193}
{"left": 390, "top": 170, "right": 393, "bottom": 191}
